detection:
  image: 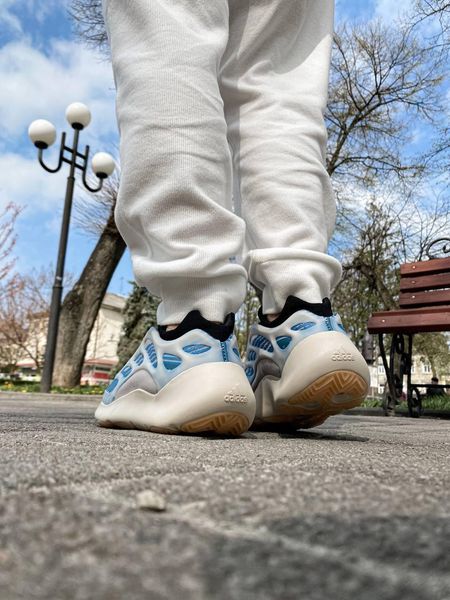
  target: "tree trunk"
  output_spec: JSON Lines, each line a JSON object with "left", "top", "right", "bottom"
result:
{"left": 53, "top": 213, "right": 126, "bottom": 387}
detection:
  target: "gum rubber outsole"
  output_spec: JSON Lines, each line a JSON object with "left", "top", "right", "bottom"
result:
{"left": 95, "top": 361, "right": 256, "bottom": 436}
{"left": 97, "top": 411, "right": 250, "bottom": 436}
{"left": 181, "top": 412, "right": 249, "bottom": 435}
{"left": 255, "top": 369, "right": 368, "bottom": 429}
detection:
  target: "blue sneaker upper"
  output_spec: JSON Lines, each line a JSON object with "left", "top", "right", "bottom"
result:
{"left": 244, "top": 306, "right": 347, "bottom": 388}
{"left": 102, "top": 325, "right": 242, "bottom": 405}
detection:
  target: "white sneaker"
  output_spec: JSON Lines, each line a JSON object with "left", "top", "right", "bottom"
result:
{"left": 95, "top": 310, "right": 256, "bottom": 435}
{"left": 244, "top": 296, "right": 370, "bottom": 429}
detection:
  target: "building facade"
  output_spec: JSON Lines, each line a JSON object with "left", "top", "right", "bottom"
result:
{"left": 368, "top": 354, "right": 450, "bottom": 397}
{"left": 13, "top": 293, "right": 126, "bottom": 385}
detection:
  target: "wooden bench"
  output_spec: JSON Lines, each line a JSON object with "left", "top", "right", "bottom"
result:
{"left": 367, "top": 251, "right": 450, "bottom": 417}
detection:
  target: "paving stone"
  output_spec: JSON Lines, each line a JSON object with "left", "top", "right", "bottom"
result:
{"left": 0, "top": 395, "right": 449, "bottom": 600}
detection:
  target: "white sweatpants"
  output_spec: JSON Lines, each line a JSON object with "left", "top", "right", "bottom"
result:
{"left": 103, "top": 0, "right": 342, "bottom": 325}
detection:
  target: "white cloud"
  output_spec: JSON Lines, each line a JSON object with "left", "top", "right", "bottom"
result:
{"left": 0, "top": 0, "right": 23, "bottom": 35}
{"left": 0, "top": 148, "right": 119, "bottom": 219}
{"left": 34, "top": 0, "right": 70, "bottom": 24}
{"left": 0, "top": 3, "right": 118, "bottom": 278}
{"left": 0, "top": 38, "right": 117, "bottom": 146}
{"left": 0, "top": 0, "right": 70, "bottom": 35}
{"left": 374, "top": 0, "right": 413, "bottom": 22}
{"left": 0, "top": 152, "right": 67, "bottom": 214}
{"left": 0, "top": 35, "right": 118, "bottom": 223}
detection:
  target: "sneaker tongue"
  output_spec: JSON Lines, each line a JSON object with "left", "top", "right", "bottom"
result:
{"left": 158, "top": 310, "right": 235, "bottom": 341}
{"left": 258, "top": 295, "right": 333, "bottom": 328}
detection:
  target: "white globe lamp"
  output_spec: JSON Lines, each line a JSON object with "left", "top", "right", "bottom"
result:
{"left": 65, "top": 102, "right": 91, "bottom": 129}
{"left": 92, "top": 152, "right": 115, "bottom": 178}
{"left": 28, "top": 119, "right": 57, "bottom": 149}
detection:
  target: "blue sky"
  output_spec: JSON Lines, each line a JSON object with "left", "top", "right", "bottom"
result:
{"left": 0, "top": 0, "right": 422, "bottom": 299}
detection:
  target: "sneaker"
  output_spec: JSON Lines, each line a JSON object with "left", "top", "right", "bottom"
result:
{"left": 244, "top": 295, "right": 370, "bottom": 429}
{"left": 95, "top": 309, "right": 256, "bottom": 435}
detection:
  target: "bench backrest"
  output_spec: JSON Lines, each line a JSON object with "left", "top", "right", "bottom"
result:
{"left": 399, "top": 257, "right": 450, "bottom": 309}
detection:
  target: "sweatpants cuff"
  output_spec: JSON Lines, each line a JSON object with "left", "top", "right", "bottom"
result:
{"left": 243, "top": 248, "right": 342, "bottom": 314}
{"left": 157, "top": 273, "right": 248, "bottom": 326}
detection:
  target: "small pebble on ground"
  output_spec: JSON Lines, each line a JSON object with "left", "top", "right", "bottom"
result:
{"left": 136, "top": 489, "right": 167, "bottom": 512}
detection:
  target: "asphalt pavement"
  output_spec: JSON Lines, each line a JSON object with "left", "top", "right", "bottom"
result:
{"left": 1, "top": 393, "right": 449, "bottom": 600}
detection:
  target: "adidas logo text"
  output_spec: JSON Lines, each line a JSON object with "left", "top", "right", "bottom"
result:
{"left": 224, "top": 384, "right": 248, "bottom": 404}
{"left": 332, "top": 346, "right": 355, "bottom": 361}
{"left": 224, "top": 393, "right": 248, "bottom": 404}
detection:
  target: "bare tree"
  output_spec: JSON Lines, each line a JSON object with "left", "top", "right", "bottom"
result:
{"left": 68, "top": 0, "right": 109, "bottom": 54}
{"left": 0, "top": 203, "right": 21, "bottom": 283}
{"left": 72, "top": 170, "right": 120, "bottom": 236}
{"left": 326, "top": 21, "right": 447, "bottom": 186}
{"left": 333, "top": 195, "right": 450, "bottom": 354}
{"left": 328, "top": 17, "right": 449, "bottom": 360}
{"left": 413, "top": 0, "right": 450, "bottom": 37}
{"left": 0, "top": 270, "right": 53, "bottom": 371}
{"left": 408, "top": 1, "right": 450, "bottom": 172}
{"left": 416, "top": 0, "right": 450, "bottom": 16}
{"left": 53, "top": 176, "right": 126, "bottom": 387}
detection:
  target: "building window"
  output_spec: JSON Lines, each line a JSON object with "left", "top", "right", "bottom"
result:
{"left": 422, "top": 362, "right": 431, "bottom": 374}
{"left": 378, "top": 364, "right": 385, "bottom": 374}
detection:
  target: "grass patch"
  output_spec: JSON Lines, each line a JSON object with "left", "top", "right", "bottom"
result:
{"left": 0, "top": 380, "right": 104, "bottom": 395}
{"left": 2, "top": 381, "right": 450, "bottom": 408}
{"left": 421, "top": 395, "right": 450, "bottom": 410}
{"left": 362, "top": 394, "right": 450, "bottom": 411}
{"left": 362, "top": 397, "right": 383, "bottom": 408}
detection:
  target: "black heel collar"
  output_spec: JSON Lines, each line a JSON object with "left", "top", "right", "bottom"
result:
{"left": 158, "top": 310, "right": 235, "bottom": 341}
{"left": 258, "top": 295, "right": 333, "bottom": 328}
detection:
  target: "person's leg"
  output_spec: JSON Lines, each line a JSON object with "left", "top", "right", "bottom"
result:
{"left": 95, "top": 0, "right": 256, "bottom": 435}
{"left": 103, "top": 0, "right": 248, "bottom": 326}
{"left": 219, "top": 0, "right": 369, "bottom": 428}
{"left": 219, "top": 0, "right": 341, "bottom": 315}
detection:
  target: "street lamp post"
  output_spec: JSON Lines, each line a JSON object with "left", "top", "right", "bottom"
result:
{"left": 29, "top": 102, "right": 116, "bottom": 393}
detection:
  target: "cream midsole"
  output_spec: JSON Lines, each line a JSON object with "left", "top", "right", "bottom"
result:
{"left": 255, "top": 331, "right": 370, "bottom": 419}
{"left": 95, "top": 361, "right": 256, "bottom": 429}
